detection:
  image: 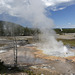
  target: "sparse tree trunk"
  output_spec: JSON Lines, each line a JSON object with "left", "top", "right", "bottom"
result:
{"left": 13, "top": 36, "right": 17, "bottom": 67}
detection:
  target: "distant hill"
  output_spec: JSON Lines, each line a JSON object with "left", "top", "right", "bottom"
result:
{"left": 0, "top": 21, "right": 23, "bottom": 27}
{"left": 1, "top": 21, "right": 74, "bottom": 36}
{"left": 0, "top": 21, "right": 40, "bottom": 36}
{"left": 0, "top": 21, "right": 25, "bottom": 36}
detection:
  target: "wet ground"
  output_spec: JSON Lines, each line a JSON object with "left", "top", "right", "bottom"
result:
{"left": 0, "top": 36, "right": 75, "bottom": 74}
{"left": 0, "top": 45, "right": 75, "bottom": 74}
{"left": 0, "top": 46, "right": 47, "bottom": 65}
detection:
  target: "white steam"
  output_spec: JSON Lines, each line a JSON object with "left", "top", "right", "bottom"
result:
{"left": 0, "top": 0, "right": 53, "bottom": 26}
{"left": 42, "top": 0, "right": 75, "bottom": 6}
{"left": 0, "top": 0, "right": 74, "bottom": 57}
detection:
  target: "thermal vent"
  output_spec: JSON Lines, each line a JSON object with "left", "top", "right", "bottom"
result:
{"left": 0, "top": 0, "right": 75, "bottom": 57}
{"left": 34, "top": 44, "right": 75, "bottom": 57}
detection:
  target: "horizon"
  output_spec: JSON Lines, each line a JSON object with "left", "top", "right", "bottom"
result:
{"left": 0, "top": 20, "right": 75, "bottom": 29}
{"left": 0, "top": 0, "right": 75, "bottom": 28}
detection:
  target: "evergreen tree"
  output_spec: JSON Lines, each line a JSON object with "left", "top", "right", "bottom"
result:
{"left": 0, "top": 21, "right": 4, "bottom": 36}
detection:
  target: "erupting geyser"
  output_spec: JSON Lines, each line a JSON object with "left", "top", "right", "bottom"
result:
{"left": 36, "top": 29, "right": 75, "bottom": 57}
{"left": 0, "top": 0, "right": 75, "bottom": 57}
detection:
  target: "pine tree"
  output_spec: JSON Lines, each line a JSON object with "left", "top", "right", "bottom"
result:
{"left": 0, "top": 21, "right": 4, "bottom": 36}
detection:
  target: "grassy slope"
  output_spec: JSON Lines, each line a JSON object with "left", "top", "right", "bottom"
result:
{"left": 57, "top": 39, "right": 75, "bottom": 47}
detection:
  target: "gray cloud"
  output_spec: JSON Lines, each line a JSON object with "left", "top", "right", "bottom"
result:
{"left": 42, "top": 0, "right": 75, "bottom": 11}
{"left": 0, "top": 0, "right": 54, "bottom": 28}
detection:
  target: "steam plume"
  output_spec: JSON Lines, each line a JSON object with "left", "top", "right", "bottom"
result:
{"left": 0, "top": 0, "right": 74, "bottom": 57}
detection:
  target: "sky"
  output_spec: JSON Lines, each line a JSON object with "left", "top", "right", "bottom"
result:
{"left": 0, "top": 0, "right": 75, "bottom": 28}
{"left": 50, "top": 4, "right": 75, "bottom": 28}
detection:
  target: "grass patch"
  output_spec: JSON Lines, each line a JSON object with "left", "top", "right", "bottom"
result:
{"left": 0, "top": 60, "right": 21, "bottom": 74}
{"left": 0, "top": 60, "right": 36, "bottom": 75}
{"left": 57, "top": 39, "right": 75, "bottom": 47}
{"left": 0, "top": 44, "right": 6, "bottom": 47}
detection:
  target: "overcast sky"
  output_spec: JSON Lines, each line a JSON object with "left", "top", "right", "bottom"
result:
{"left": 0, "top": 0, "right": 75, "bottom": 28}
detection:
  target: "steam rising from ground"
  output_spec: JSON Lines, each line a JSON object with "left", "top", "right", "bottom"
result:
{"left": 37, "top": 29, "right": 75, "bottom": 57}
{"left": 0, "top": 0, "right": 74, "bottom": 57}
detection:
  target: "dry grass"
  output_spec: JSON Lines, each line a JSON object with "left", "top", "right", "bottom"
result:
{"left": 0, "top": 44, "right": 7, "bottom": 47}
{"left": 57, "top": 39, "right": 75, "bottom": 47}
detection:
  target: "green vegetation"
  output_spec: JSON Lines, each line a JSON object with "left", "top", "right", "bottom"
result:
{"left": 57, "top": 39, "right": 75, "bottom": 47}
{"left": 0, "top": 21, "right": 4, "bottom": 36}
{"left": 0, "top": 44, "right": 6, "bottom": 47}
{"left": 0, "top": 21, "right": 75, "bottom": 36}
{"left": 0, "top": 60, "right": 37, "bottom": 75}
{"left": 0, "top": 60, "right": 21, "bottom": 73}
{"left": 0, "top": 21, "right": 40, "bottom": 36}
{"left": 54, "top": 28, "right": 75, "bottom": 34}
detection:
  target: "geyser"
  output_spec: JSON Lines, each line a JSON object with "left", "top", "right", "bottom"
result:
{"left": 0, "top": 0, "right": 74, "bottom": 57}
{"left": 36, "top": 29, "right": 75, "bottom": 57}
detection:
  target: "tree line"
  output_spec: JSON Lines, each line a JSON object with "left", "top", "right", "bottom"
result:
{"left": 0, "top": 21, "right": 75, "bottom": 36}
{"left": 54, "top": 28, "right": 75, "bottom": 34}
{"left": 0, "top": 21, "right": 40, "bottom": 36}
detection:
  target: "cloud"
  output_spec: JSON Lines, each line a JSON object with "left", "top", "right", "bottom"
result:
{"left": 42, "top": 0, "right": 73, "bottom": 6}
{"left": 50, "top": 7, "right": 66, "bottom": 11}
{"left": 68, "top": 23, "right": 71, "bottom": 25}
{"left": 56, "top": 24, "right": 75, "bottom": 28}
{"left": 0, "top": 0, "right": 54, "bottom": 28}
{"left": 0, "top": 0, "right": 75, "bottom": 15}
{"left": 42, "top": 0, "right": 75, "bottom": 11}
{"left": 69, "top": 25, "right": 75, "bottom": 28}
{"left": 67, "top": 23, "right": 75, "bottom": 28}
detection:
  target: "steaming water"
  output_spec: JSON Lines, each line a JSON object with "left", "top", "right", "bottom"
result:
{"left": 0, "top": 50, "right": 6, "bottom": 53}
{"left": 0, "top": 0, "right": 75, "bottom": 57}
{"left": 25, "top": 44, "right": 75, "bottom": 57}
{"left": 37, "top": 47, "right": 75, "bottom": 57}
{"left": 43, "top": 49, "right": 75, "bottom": 57}
{"left": 27, "top": 43, "right": 75, "bottom": 57}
